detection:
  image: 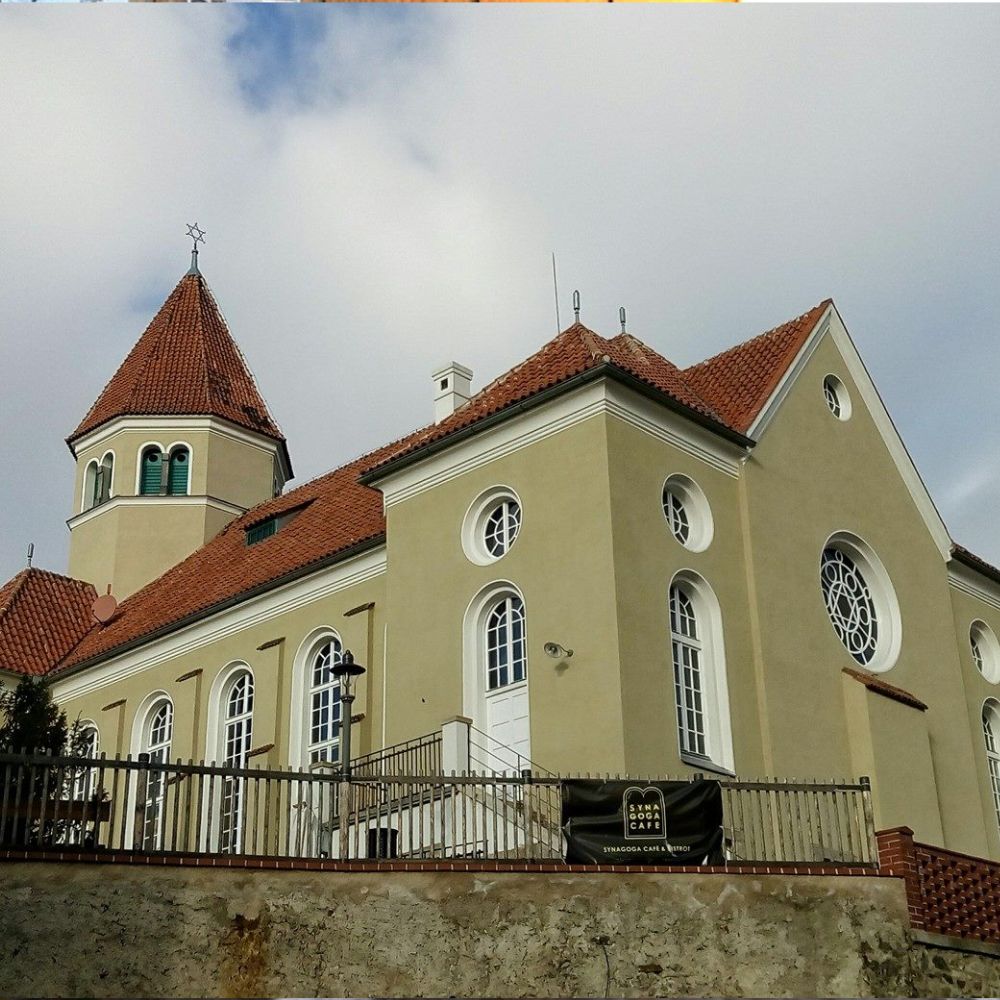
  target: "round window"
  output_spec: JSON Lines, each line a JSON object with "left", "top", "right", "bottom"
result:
{"left": 820, "top": 535, "right": 900, "bottom": 672}
{"left": 823, "top": 375, "right": 852, "bottom": 421}
{"left": 462, "top": 487, "right": 523, "bottom": 565}
{"left": 971, "top": 622, "right": 1000, "bottom": 684}
{"left": 662, "top": 475, "right": 713, "bottom": 552}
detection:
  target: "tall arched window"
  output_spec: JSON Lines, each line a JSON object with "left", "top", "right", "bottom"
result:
{"left": 83, "top": 461, "right": 99, "bottom": 511}
{"left": 140, "top": 446, "right": 163, "bottom": 495}
{"left": 486, "top": 595, "right": 527, "bottom": 691}
{"left": 219, "top": 671, "right": 254, "bottom": 853}
{"left": 669, "top": 584, "right": 706, "bottom": 759}
{"left": 139, "top": 699, "right": 173, "bottom": 851}
{"left": 308, "top": 637, "right": 343, "bottom": 765}
{"left": 984, "top": 700, "right": 1000, "bottom": 834}
{"left": 667, "top": 574, "right": 734, "bottom": 771}
{"left": 97, "top": 452, "right": 113, "bottom": 504}
{"left": 167, "top": 446, "right": 190, "bottom": 496}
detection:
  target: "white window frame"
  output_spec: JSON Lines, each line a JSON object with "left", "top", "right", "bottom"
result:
{"left": 485, "top": 594, "right": 527, "bottom": 692}
{"left": 127, "top": 693, "right": 173, "bottom": 851}
{"left": 135, "top": 441, "right": 166, "bottom": 495}
{"left": 462, "top": 486, "right": 523, "bottom": 565}
{"left": 204, "top": 662, "right": 255, "bottom": 853}
{"left": 667, "top": 571, "right": 734, "bottom": 773}
{"left": 661, "top": 474, "right": 713, "bottom": 552}
{"left": 823, "top": 374, "right": 852, "bottom": 421}
{"left": 983, "top": 699, "right": 1000, "bottom": 835}
{"left": 971, "top": 622, "right": 1000, "bottom": 684}
{"left": 819, "top": 532, "right": 901, "bottom": 673}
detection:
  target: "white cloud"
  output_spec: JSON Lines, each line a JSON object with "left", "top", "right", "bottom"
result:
{"left": 2, "top": 6, "right": 1000, "bottom": 580}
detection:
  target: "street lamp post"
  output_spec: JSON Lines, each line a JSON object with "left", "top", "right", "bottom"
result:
{"left": 332, "top": 649, "right": 366, "bottom": 779}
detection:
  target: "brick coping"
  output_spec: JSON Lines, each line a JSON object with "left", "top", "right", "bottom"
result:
{"left": 0, "top": 849, "right": 887, "bottom": 877}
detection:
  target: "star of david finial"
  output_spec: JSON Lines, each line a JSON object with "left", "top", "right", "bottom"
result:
{"left": 186, "top": 223, "right": 206, "bottom": 249}
{"left": 185, "top": 223, "right": 206, "bottom": 275}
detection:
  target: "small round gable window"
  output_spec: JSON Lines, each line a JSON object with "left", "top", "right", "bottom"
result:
{"left": 971, "top": 622, "right": 1000, "bottom": 684}
{"left": 463, "top": 487, "right": 522, "bottom": 565}
{"left": 662, "top": 475, "right": 713, "bottom": 552}
{"left": 823, "top": 375, "right": 852, "bottom": 421}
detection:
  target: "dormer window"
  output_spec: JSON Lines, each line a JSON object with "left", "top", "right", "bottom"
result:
{"left": 246, "top": 518, "right": 277, "bottom": 545}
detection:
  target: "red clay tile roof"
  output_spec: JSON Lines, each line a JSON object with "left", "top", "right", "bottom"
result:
{"left": 57, "top": 433, "right": 423, "bottom": 671}
{"left": 0, "top": 570, "right": 97, "bottom": 677}
{"left": 682, "top": 300, "right": 833, "bottom": 433}
{"left": 362, "top": 322, "right": 730, "bottom": 477}
{"left": 842, "top": 667, "right": 928, "bottom": 712}
{"left": 21, "top": 294, "right": 958, "bottom": 676}
{"left": 68, "top": 271, "right": 290, "bottom": 472}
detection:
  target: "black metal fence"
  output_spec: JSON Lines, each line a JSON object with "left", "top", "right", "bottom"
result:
{"left": 0, "top": 751, "right": 876, "bottom": 866}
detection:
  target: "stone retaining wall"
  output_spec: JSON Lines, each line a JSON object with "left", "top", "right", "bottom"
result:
{"left": 1, "top": 862, "right": 998, "bottom": 997}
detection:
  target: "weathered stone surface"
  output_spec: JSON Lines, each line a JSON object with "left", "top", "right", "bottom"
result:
{"left": 0, "top": 864, "right": 997, "bottom": 997}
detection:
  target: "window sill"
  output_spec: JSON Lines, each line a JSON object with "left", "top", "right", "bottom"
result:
{"left": 680, "top": 753, "right": 735, "bottom": 778}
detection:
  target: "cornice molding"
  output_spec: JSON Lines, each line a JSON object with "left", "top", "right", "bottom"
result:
{"left": 374, "top": 379, "right": 745, "bottom": 510}
{"left": 67, "top": 494, "right": 246, "bottom": 530}
{"left": 70, "top": 415, "right": 291, "bottom": 481}
{"left": 948, "top": 563, "right": 1000, "bottom": 614}
{"left": 51, "top": 547, "right": 388, "bottom": 703}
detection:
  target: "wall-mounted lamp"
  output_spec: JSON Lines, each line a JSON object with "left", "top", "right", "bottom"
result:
{"left": 543, "top": 642, "right": 574, "bottom": 659}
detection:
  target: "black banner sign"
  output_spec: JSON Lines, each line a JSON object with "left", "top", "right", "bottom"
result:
{"left": 562, "top": 779, "right": 724, "bottom": 865}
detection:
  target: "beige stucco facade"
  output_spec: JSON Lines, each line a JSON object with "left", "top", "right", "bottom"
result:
{"left": 68, "top": 419, "right": 284, "bottom": 599}
{"left": 50, "top": 309, "right": 1000, "bottom": 860}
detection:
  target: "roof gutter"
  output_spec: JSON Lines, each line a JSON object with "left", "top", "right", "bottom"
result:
{"left": 951, "top": 545, "right": 1000, "bottom": 588}
{"left": 360, "top": 362, "right": 754, "bottom": 487}
{"left": 53, "top": 534, "right": 385, "bottom": 678}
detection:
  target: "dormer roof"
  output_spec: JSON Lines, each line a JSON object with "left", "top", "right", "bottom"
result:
{"left": 68, "top": 271, "right": 291, "bottom": 475}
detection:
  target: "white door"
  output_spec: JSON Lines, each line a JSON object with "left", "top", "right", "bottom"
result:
{"left": 485, "top": 682, "right": 531, "bottom": 772}
{"left": 483, "top": 595, "right": 531, "bottom": 774}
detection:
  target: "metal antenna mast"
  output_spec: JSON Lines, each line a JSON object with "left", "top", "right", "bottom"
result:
{"left": 551, "top": 253, "right": 561, "bottom": 334}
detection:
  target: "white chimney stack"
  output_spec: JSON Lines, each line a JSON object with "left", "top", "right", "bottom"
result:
{"left": 432, "top": 362, "right": 473, "bottom": 423}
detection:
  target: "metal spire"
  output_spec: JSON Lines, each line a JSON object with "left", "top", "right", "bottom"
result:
{"left": 619, "top": 306, "right": 627, "bottom": 334}
{"left": 186, "top": 223, "right": 206, "bottom": 275}
{"left": 573, "top": 290, "right": 581, "bottom": 323}
{"left": 26, "top": 542, "right": 33, "bottom": 568}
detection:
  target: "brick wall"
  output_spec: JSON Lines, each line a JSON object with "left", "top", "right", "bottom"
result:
{"left": 877, "top": 827, "right": 1000, "bottom": 944}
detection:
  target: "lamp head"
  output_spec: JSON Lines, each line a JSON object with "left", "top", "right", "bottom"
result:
{"left": 332, "top": 649, "right": 366, "bottom": 692}
{"left": 543, "top": 642, "right": 573, "bottom": 659}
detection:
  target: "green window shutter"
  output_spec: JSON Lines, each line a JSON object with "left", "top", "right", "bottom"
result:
{"left": 246, "top": 518, "right": 277, "bottom": 545}
{"left": 168, "top": 449, "right": 189, "bottom": 496}
{"left": 140, "top": 450, "right": 162, "bottom": 495}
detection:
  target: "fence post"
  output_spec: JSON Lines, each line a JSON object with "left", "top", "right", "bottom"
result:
{"left": 876, "top": 826, "right": 925, "bottom": 931}
{"left": 338, "top": 779, "right": 350, "bottom": 860}
{"left": 132, "top": 752, "right": 151, "bottom": 851}
{"left": 441, "top": 717, "right": 472, "bottom": 774}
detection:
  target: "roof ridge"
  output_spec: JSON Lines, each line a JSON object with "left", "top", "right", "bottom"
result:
{"left": 684, "top": 299, "right": 832, "bottom": 374}
{"left": 0, "top": 569, "right": 31, "bottom": 622}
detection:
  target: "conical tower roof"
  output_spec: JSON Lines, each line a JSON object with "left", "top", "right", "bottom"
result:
{"left": 68, "top": 270, "right": 290, "bottom": 473}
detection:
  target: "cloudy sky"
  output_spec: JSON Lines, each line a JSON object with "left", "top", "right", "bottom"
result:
{"left": 1, "top": 7, "right": 999, "bottom": 584}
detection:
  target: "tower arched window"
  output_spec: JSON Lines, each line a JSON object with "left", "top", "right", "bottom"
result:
{"left": 83, "top": 461, "right": 99, "bottom": 511}
{"left": 984, "top": 700, "right": 1000, "bottom": 834}
{"left": 167, "top": 446, "right": 190, "bottom": 496}
{"left": 218, "top": 670, "right": 254, "bottom": 853}
{"left": 140, "top": 447, "right": 163, "bottom": 495}
{"left": 307, "top": 636, "right": 343, "bottom": 765}
{"left": 138, "top": 699, "right": 173, "bottom": 851}
{"left": 668, "top": 575, "right": 734, "bottom": 771}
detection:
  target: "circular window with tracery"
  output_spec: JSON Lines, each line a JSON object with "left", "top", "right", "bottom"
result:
{"left": 823, "top": 375, "right": 852, "bottom": 421}
{"left": 971, "top": 622, "right": 1000, "bottom": 684}
{"left": 821, "top": 548, "right": 879, "bottom": 665}
{"left": 662, "top": 475, "right": 713, "bottom": 552}
{"left": 462, "top": 487, "right": 523, "bottom": 565}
